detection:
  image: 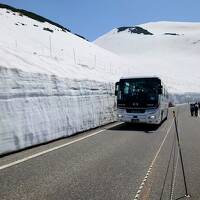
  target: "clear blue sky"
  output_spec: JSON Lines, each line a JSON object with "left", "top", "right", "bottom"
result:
{"left": 1, "top": 0, "right": 200, "bottom": 40}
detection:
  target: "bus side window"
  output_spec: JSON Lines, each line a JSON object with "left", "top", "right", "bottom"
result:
{"left": 158, "top": 85, "right": 163, "bottom": 94}
{"left": 124, "top": 82, "right": 129, "bottom": 94}
{"left": 115, "top": 82, "right": 119, "bottom": 96}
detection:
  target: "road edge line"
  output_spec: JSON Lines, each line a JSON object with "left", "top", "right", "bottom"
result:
{"left": 0, "top": 122, "right": 123, "bottom": 170}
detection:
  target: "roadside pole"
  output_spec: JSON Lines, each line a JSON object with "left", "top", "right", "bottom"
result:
{"left": 172, "top": 111, "right": 190, "bottom": 198}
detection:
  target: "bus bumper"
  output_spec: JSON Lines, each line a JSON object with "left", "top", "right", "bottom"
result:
{"left": 117, "top": 111, "right": 161, "bottom": 124}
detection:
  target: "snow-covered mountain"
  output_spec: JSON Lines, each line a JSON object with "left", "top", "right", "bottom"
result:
{"left": 95, "top": 22, "right": 200, "bottom": 94}
{"left": 0, "top": 4, "right": 133, "bottom": 155}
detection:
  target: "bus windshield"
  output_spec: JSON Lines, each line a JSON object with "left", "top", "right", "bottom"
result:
{"left": 118, "top": 78, "right": 161, "bottom": 108}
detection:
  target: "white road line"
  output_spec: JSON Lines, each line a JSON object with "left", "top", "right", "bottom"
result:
{"left": 170, "top": 150, "right": 179, "bottom": 200}
{"left": 0, "top": 122, "right": 123, "bottom": 171}
{"left": 133, "top": 120, "right": 174, "bottom": 200}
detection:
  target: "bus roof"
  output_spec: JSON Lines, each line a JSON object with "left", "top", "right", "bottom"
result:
{"left": 120, "top": 76, "right": 161, "bottom": 80}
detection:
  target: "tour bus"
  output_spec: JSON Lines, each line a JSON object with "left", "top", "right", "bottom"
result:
{"left": 115, "top": 76, "right": 169, "bottom": 124}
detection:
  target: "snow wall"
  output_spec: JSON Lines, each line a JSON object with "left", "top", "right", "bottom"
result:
{"left": 0, "top": 66, "right": 116, "bottom": 155}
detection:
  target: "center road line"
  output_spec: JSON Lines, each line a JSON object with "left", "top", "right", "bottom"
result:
{"left": 0, "top": 122, "right": 123, "bottom": 171}
{"left": 133, "top": 120, "right": 174, "bottom": 200}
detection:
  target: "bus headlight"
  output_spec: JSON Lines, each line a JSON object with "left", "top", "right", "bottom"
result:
{"left": 149, "top": 115, "right": 156, "bottom": 119}
{"left": 118, "top": 114, "right": 123, "bottom": 118}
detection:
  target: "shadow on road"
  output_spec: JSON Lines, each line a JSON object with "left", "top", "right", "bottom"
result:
{"left": 109, "top": 122, "right": 161, "bottom": 133}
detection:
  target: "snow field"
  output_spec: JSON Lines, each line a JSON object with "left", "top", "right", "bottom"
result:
{"left": 95, "top": 22, "right": 200, "bottom": 93}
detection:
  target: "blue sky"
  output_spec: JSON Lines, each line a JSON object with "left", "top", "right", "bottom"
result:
{"left": 1, "top": 0, "right": 200, "bottom": 40}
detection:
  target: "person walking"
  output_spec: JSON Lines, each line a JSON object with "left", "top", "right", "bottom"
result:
{"left": 194, "top": 102, "right": 199, "bottom": 117}
{"left": 190, "top": 103, "right": 195, "bottom": 116}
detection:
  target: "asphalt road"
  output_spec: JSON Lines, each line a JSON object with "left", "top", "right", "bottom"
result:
{"left": 0, "top": 105, "right": 200, "bottom": 200}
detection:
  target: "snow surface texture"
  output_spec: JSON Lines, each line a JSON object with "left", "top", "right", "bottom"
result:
{"left": 95, "top": 22, "right": 200, "bottom": 94}
{"left": 0, "top": 6, "right": 133, "bottom": 155}
{"left": 0, "top": 66, "right": 116, "bottom": 154}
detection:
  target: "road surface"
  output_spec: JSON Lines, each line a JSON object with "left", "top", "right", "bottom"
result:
{"left": 0, "top": 105, "right": 199, "bottom": 200}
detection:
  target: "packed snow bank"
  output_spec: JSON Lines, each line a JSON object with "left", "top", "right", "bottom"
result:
{"left": 0, "top": 66, "right": 116, "bottom": 155}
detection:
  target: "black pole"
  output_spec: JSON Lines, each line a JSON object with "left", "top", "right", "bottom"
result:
{"left": 172, "top": 111, "right": 190, "bottom": 198}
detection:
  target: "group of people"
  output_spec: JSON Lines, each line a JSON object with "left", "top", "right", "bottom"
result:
{"left": 190, "top": 102, "right": 200, "bottom": 117}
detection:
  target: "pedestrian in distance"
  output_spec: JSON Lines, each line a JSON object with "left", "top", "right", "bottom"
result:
{"left": 194, "top": 102, "right": 199, "bottom": 117}
{"left": 190, "top": 103, "right": 195, "bottom": 116}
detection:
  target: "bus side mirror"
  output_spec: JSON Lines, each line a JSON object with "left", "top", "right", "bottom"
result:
{"left": 115, "top": 82, "right": 119, "bottom": 96}
{"left": 158, "top": 85, "right": 163, "bottom": 94}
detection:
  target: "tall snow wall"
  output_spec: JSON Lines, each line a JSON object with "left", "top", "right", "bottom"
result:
{"left": 0, "top": 66, "right": 116, "bottom": 155}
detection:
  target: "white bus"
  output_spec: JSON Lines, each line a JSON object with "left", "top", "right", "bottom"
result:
{"left": 115, "top": 76, "right": 169, "bottom": 124}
